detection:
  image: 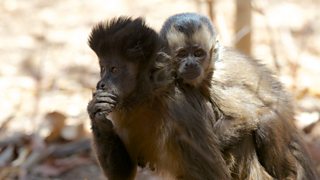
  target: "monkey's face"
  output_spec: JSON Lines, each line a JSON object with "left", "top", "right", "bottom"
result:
{"left": 164, "top": 22, "right": 214, "bottom": 87}
{"left": 174, "top": 44, "right": 210, "bottom": 86}
{"left": 96, "top": 56, "right": 138, "bottom": 105}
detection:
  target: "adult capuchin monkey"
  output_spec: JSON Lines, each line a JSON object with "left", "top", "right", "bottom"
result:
{"left": 160, "top": 12, "right": 318, "bottom": 179}
{"left": 87, "top": 17, "right": 230, "bottom": 180}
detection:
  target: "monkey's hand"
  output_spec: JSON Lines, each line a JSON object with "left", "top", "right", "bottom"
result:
{"left": 87, "top": 91, "right": 136, "bottom": 180}
{"left": 87, "top": 90, "right": 118, "bottom": 121}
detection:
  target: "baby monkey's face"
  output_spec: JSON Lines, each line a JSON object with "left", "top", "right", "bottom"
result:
{"left": 174, "top": 42, "right": 211, "bottom": 87}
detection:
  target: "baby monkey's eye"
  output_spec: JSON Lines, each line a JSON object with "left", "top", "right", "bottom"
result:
{"left": 176, "top": 49, "right": 188, "bottom": 58}
{"left": 194, "top": 49, "right": 206, "bottom": 57}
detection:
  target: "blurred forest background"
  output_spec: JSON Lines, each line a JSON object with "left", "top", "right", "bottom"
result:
{"left": 0, "top": 0, "right": 319, "bottom": 179}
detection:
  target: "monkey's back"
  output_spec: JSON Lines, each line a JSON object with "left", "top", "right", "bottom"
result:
{"left": 212, "top": 47, "right": 293, "bottom": 120}
{"left": 211, "top": 47, "right": 317, "bottom": 179}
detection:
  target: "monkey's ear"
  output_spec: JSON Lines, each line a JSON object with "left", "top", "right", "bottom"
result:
{"left": 157, "top": 52, "right": 172, "bottom": 61}
{"left": 213, "top": 39, "right": 222, "bottom": 62}
{"left": 150, "top": 52, "right": 175, "bottom": 91}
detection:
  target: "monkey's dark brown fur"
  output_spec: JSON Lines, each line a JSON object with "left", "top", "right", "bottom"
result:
{"left": 87, "top": 17, "right": 230, "bottom": 180}
{"left": 160, "top": 12, "right": 318, "bottom": 179}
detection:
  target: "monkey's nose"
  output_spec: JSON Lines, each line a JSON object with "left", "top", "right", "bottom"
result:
{"left": 185, "top": 62, "right": 197, "bottom": 69}
{"left": 97, "top": 81, "right": 106, "bottom": 90}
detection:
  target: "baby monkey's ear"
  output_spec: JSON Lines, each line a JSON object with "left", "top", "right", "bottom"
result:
{"left": 212, "top": 38, "right": 222, "bottom": 62}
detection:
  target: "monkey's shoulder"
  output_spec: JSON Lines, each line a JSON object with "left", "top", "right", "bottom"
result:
{"left": 215, "top": 48, "right": 288, "bottom": 100}
{"left": 211, "top": 47, "right": 294, "bottom": 119}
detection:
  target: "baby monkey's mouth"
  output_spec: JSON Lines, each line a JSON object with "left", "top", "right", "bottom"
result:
{"left": 179, "top": 68, "right": 201, "bottom": 80}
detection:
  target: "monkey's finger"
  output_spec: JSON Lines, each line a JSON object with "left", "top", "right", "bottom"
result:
{"left": 87, "top": 100, "right": 99, "bottom": 117}
{"left": 95, "top": 92, "right": 118, "bottom": 100}
{"left": 94, "top": 104, "right": 115, "bottom": 112}
{"left": 95, "top": 96, "right": 118, "bottom": 104}
{"left": 96, "top": 111, "right": 113, "bottom": 122}
{"left": 95, "top": 111, "right": 113, "bottom": 120}
{"left": 95, "top": 89, "right": 104, "bottom": 93}
{"left": 94, "top": 103, "right": 115, "bottom": 113}
{"left": 92, "top": 89, "right": 107, "bottom": 97}
{"left": 95, "top": 111, "right": 107, "bottom": 121}
{"left": 89, "top": 95, "right": 117, "bottom": 107}
{"left": 93, "top": 112, "right": 114, "bottom": 130}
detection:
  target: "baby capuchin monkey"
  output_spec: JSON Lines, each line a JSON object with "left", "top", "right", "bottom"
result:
{"left": 160, "top": 12, "right": 318, "bottom": 179}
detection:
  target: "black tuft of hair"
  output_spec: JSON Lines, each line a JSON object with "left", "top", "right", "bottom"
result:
{"left": 88, "top": 17, "right": 161, "bottom": 63}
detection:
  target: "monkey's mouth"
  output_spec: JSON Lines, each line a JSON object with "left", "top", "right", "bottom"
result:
{"left": 179, "top": 69, "right": 201, "bottom": 80}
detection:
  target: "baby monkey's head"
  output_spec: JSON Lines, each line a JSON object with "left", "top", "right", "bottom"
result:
{"left": 160, "top": 12, "right": 217, "bottom": 87}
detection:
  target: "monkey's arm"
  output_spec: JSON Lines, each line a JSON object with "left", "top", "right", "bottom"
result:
{"left": 170, "top": 119, "right": 230, "bottom": 180}
{"left": 209, "top": 87, "right": 259, "bottom": 150}
{"left": 210, "top": 86, "right": 297, "bottom": 178}
{"left": 254, "top": 110, "right": 296, "bottom": 179}
{"left": 213, "top": 116, "right": 257, "bottom": 150}
{"left": 213, "top": 99, "right": 298, "bottom": 178}
{"left": 88, "top": 92, "right": 136, "bottom": 180}
{"left": 255, "top": 109, "right": 318, "bottom": 179}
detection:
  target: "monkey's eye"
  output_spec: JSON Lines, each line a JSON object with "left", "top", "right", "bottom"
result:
{"left": 176, "top": 50, "right": 188, "bottom": 58}
{"left": 100, "top": 66, "right": 106, "bottom": 73}
{"left": 110, "top": 67, "right": 118, "bottom": 73}
{"left": 194, "top": 49, "right": 206, "bottom": 57}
